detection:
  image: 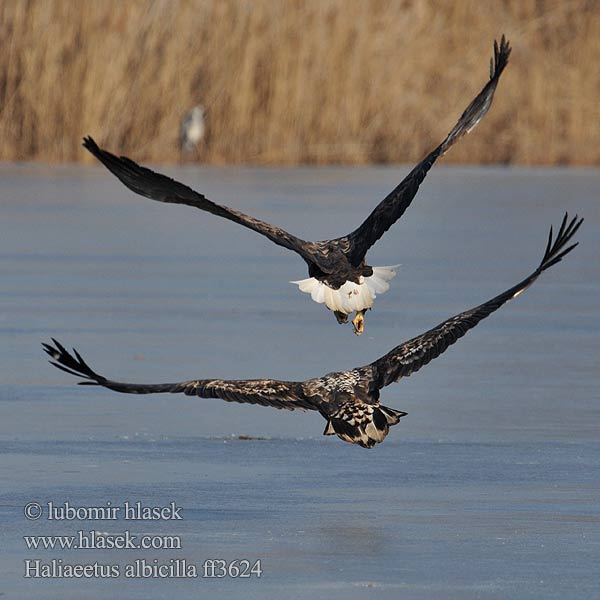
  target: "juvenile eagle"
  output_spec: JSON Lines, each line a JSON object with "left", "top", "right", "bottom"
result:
{"left": 82, "top": 37, "right": 510, "bottom": 335}
{"left": 44, "top": 213, "right": 581, "bottom": 448}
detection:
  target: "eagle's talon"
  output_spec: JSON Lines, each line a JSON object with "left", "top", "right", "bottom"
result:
{"left": 334, "top": 311, "right": 348, "bottom": 324}
{"left": 352, "top": 311, "right": 365, "bottom": 335}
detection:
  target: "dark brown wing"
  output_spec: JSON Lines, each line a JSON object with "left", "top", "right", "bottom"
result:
{"left": 369, "top": 213, "right": 582, "bottom": 388}
{"left": 342, "top": 36, "right": 511, "bottom": 266}
{"left": 83, "top": 137, "right": 337, "bottom": 273}
{"left": 43, "top": 339, "right": 317, "bottom": 411}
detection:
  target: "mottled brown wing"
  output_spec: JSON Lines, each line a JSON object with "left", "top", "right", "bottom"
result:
{"left": 170, "top": 378, "right": 315, "bottom": 410}
{"left": 342, "top": 36, "right": 511, "bottom": 266}
{"left": 83, "top": 137, "right": 337, "bottom": 273}
{"left": 369, "top": 214, "right": 581, "bottom": 388}
{"left": 43, "top": 339, "right": 317, "bottom": 411}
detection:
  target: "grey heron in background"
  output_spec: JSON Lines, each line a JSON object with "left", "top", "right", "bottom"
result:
{"left": 180, "top": 105, "right": 205, "bottom": 153}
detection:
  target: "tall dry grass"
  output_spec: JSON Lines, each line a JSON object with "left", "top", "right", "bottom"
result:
{"left": 0, "top": 0, "right": 598, "bottom": 165}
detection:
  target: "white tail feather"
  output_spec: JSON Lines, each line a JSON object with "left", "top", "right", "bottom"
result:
{"left": 290, "top": 265, "right": 399, "bottom": 314}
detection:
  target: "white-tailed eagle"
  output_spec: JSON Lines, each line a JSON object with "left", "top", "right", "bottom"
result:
{"left": 82, "top": 37, "right": 511, "bottom": 335}
{"left": 44, "top": 213, "right": 581, "bottom": 448}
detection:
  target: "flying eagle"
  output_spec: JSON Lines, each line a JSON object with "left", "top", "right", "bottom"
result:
{"left": 82, "top": 37, "right": 510, "bottom": 335}
{"left": 44, "top": 213, "right": 581, "bottom": 448}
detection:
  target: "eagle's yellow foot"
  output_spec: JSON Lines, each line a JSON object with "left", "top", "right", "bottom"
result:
{"left": 334, "top": 311, "right": 349, "bottom": 324}
{"left": 352, "top": 311, "right": 365, "bottom": 335}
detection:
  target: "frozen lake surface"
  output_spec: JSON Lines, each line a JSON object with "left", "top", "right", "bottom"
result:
{"left": 1, "top": 163, "right": 599, "bottom": 598}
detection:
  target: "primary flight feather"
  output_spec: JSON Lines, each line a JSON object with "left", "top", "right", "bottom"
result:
{"left": 44, "top": 213, "right": 581, "bottom": 449}
{"left": 83, "top": 37, "right": 511, "bottom": 335}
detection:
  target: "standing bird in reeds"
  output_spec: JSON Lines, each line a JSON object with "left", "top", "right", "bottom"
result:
{"left": 83, "top": 37, "right": 511, "bottom": 335}
{"left": 180, "top": 105, "right": 206, "bottom": 154}
{"left": 43, "top": 213, "right": 581, "bottom": 448}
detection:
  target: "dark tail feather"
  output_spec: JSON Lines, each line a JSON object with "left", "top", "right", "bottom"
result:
{"left": 44, "top": 339, "right": 180, "bottom": 394}
{"left": 441, "top": 35, "right": 511, "bottom": 154}
{"left": 490, "top": 34, "right": 511, "bottom": 80}
{"left": 497, "top": 212, "right": 582, "bottom": 304}
{"left": 323, "top": 404, "right": 407, "bottom": 449}
{"left": 379, "top": 405, "right": 407, "bottom": 426}
{"left": 42, "top": 338, "right": 104, "bottom": 385}
{"left": 538, "top": 212, "right": 583, "bottom": 273}
{"left": 82, "top": 136, "right": 148, "bottom": 197}
{"left": 42, "top": 338, "right": 179, "bottom": 394}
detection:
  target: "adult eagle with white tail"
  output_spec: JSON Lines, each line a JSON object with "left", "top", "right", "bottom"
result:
{"left": 44, "top": 214, "right": 581, "bottom": 448}
{"left": 83, "top": 37, "right": 511, "bottom": 334}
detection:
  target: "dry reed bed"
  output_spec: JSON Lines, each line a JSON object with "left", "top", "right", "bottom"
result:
{"left": 0, "top": 0, "right": 598, "bottom": 165}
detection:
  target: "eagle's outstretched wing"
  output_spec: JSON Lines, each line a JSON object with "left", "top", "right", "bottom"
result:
{"left": 83, "top": 137, "right": 337, "bottom": 273}
{"left": 342, "top": 36, "right": 511, "bottom": 266}
{"left": 43, "top": 339, "right": 317, "bottom": 411}
{"left": 369, "top": 213, "right": 582, "bottom": 388}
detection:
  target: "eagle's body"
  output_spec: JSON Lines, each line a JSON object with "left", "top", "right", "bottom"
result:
{"left": 45, "top": 214, "right": 582, "bottom": 448}
{"left": 83, "top": 37, "right": 511, "bottom": 334}
{"left": 291, "top": 264, "right": 398, "bottom": 317}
